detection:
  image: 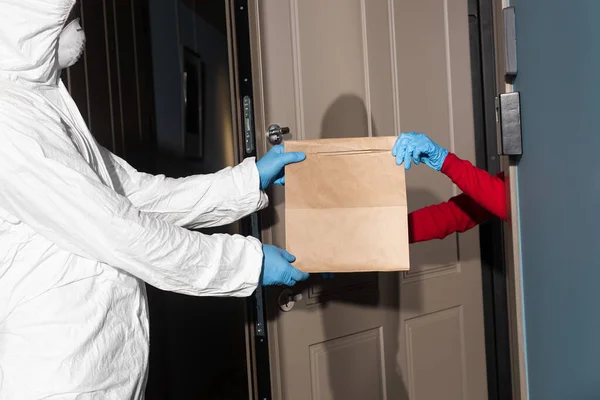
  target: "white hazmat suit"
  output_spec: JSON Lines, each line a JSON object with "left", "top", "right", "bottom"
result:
{"left": 0, "top": 0, "right": 268, "bottom": 398}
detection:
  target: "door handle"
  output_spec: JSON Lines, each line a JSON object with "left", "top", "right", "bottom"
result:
{"left": 278, "top": 288, "right": 303, "bottom": 312}
{"left": 266, "top": 124, "right": 290, "bottom": 145}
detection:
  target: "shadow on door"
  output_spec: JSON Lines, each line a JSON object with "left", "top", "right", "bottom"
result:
{"left": 268, "top": 94, "right": 483, "bottom": 400}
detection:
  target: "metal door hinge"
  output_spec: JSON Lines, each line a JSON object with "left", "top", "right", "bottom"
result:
{"left": 495, "top": 92, "right": 522, "bottom": 156}
{"left": 503, "top": 6, "right": 517, "bottom": 78}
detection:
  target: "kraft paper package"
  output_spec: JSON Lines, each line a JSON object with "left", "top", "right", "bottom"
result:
{"left": 284, "top": 136, "right": 410, "bottom": 273}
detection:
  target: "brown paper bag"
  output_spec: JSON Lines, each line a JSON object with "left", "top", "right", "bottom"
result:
{"left": 284, "top": 136, "right": 410, "bottom": 272}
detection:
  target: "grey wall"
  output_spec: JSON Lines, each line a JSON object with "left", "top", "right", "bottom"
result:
{"left": 513, "top": 1, "right": 600, "bottom": 398}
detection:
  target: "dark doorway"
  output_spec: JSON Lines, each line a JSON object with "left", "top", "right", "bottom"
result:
{"left": 65, "top": 1, "right": 252, "bottom": 398}
{"left": 144, "top": 1, "right": 250, "bottom": 399}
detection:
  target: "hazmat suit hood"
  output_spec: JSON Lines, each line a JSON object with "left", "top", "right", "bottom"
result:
{"left": 0, "top": 0, "right": 76, "bottom": 86}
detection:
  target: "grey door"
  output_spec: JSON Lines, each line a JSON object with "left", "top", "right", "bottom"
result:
{"left": 249, "top": 0, "right": 489, "bottom": 398}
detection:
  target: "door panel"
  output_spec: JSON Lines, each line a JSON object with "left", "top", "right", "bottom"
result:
{"left": 309, "top": 327, "right": 386, "bottom": 399}
{"left": 249, "top": 0, "right": 487, "bottom": 398}
{"left": 394, "top": 1, "right": 488, "bottom": 399}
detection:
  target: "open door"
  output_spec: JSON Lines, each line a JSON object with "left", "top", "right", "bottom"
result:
{"left": 246, "top": 0, "right": 489, "bottom": 399}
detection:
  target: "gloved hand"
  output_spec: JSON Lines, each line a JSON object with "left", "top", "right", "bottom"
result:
{"left": 256, "top": 145, "right": 306, "bottom": 190}
{"left": 262, "top": 244, "right": 310, "bottom": 286}
{"left": 392, "top": 132, "right": 448, "bottom": 171}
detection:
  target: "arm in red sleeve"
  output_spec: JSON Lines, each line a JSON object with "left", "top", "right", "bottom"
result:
{"left": 440, "top": 153, "right": 507, "bottom": 220}
{"left": 408, "top": 193, "right": 493, "bottom": 243}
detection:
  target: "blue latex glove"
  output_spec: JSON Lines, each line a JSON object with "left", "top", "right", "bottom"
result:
{"left": 262, "top": 244, "right": 310, "bottom": 286}
{"left": 256, "top": 145, "right": 306, "bottom": 190}
{"left": 392, "top": 132, "right": 448, "bottom": 171}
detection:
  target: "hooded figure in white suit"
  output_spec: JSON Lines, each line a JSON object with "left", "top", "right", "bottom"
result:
{"left": 0, "top": 1, "right": 308, "bottom": 398}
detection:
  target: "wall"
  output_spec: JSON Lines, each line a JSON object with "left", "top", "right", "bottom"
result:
{"left": 146, "top": 1, "right": 250, "bottom": 398}
{"left": 62, "top": 0, "right": 156, "bottom": 171}
{"left": 149, "top": 0, "right": 236, "bottom": 176}
{"left": 513, "top": 1, "right": 600, "bottom": 398}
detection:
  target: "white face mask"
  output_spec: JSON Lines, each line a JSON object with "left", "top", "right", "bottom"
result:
{"left": 57, "top": 18, "right": 86, "bottom": 70}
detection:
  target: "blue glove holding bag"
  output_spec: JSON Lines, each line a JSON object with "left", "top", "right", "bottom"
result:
{"left": 392, "top": 132, "right": 448, "bottom": 171}
{"left": 257, "top": 147, "right": 333, "bottom": 282}
{"left": 256, "top": 145, "right": 306, "bottom": 190}
{"left": 262, "top": 244, "right": 310, "bottom": 286}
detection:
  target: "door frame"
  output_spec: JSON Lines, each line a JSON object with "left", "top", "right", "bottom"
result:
{"left": 229, "top": 0, "right": 527, "bottom": 399}
{"left": 492, "top": 0, "right": 528, "bottom": 398}
{"left": 469, "top": 0, "right": 515, "bottom": 399}
{"left": 470, "top": 0, "right": 528, "bottom": 398}
{"left": 225, "top": 0, "right": 274, "bottom": 399}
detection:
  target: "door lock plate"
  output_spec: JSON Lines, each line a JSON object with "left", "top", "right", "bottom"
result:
{"left": 496, "top": 92, "right": 522, "bottom": 156}
{"left": 243, "top": 96, "right": 255, "bottom": 154}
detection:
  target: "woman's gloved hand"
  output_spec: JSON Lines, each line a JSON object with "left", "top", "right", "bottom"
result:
{"left": 392, "top": 132, "right": 449, "bottom": 171}
{"left": 262, "top": 244, "right": 310, "bottom": 286}
{"left": 256, "top": 145, "right": 306, "bottom": 190}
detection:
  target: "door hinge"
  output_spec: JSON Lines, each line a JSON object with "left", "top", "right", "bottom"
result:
{"left": 503, "top": 6, "right": 517, "bottom": 78}
{"left": 495, "top": 92, "right": 522, "bottom": 156}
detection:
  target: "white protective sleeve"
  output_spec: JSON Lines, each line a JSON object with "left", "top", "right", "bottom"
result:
{"left": 0, "top": 106, "right": 262, "bottom": 297}
{"left": 99, "top": 147, "right": 269, "bottom": 229}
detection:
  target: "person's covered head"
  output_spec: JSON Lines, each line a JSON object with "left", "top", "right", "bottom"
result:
{"left": 0, "top": 0, "right": 85, "bottom": 86}
{"left": 57, "top": 9, "right": 86, "bottom": 70}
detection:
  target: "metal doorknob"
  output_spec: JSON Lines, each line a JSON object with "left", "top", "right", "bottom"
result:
{"left": 278, "top": 288, "right": 303, "bottom": 312}
{"left": 267, "top": 124, "right": 290, "bottom": 145}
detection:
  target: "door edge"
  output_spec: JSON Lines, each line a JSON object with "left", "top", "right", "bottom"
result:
{"left": 246, "top": 1, "right": 284, "bottom": 399}
{"left": 469, "top": 0, "right": 515, "bottom": 397}
{"left": 493, "top": 0, "right": 528, "bottom": 398}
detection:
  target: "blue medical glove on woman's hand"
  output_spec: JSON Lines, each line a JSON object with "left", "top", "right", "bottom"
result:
{"left": 262, "top": 244, "right": 310, "bottom": 286}
{"left": 256, "top": 145, "right": 306, "bottom": 190}
{"left": 392, "top": 132, "right": 448, "bottom": 171}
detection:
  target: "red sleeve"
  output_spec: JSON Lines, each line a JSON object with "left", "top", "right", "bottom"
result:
{"left": 441, "top": 153, "right": 506, "bottom": 220}
{"left": 407, "top": 153, "right": 507, "bottom": 244}
{"left": 408, "top": 193, "right": 493, "bottom": 243}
